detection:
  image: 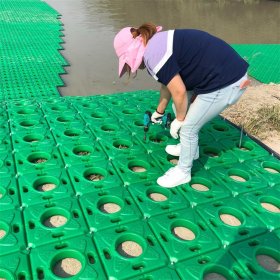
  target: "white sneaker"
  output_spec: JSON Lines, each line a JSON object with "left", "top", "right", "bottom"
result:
{"left": 165, "top": 144, "right": 199, "bottom": 160}
{"left": 157, "top": 166, "right": 191, "bottom": 188}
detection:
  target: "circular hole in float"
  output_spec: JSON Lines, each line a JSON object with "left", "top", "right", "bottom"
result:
{"left": 84, "top": 167, "right": 106, "bottom": 181}
{"left": 64, "top": 129, "right": 82, "bottom": 137}
{"left": 260, "top": 196, "right": 280, "bottom": 213}
{"left": 23, "top": 134, "right": 43, "bottom": 143}
{"left": 27, "top": 152, "right": 50, "bottom": 164}
{"left": 51, "top": 105, "right": 67, "bottom": 111}
{"left": 0, "top": 222, "right": 9, "bottom": 240}
{"left": 19, "top": 120, "right": 38, "bottom": 127}
{"left": 228, "top": 169, "right": 249, "bottom": 182}
{"left": 90, "top": 111, "right": 107, "bottom": 119}
{"left": 212, "top": 124, "right": 229, "bottom": 132}
{"left": 203, "top": 266, "right": 232, "bottom": 280}
{"left": 262, "top": 161, "right": 280, "bottom": 174}
{"left": 17, "top": 108, "right": 34, "bottom": 115}
{"left": 190, "top": 178, "right": 212, "bottom": 192}
{"left": 51, "top": 250, "right": 83, "bottom": 278}
{"left": 203, "top": 147, "right": 220, "bottom": 158}
{"left": 256, "top": 247, "right": 280, "bottom": 273}
{"left": 41, "top": 208, "right": 69, "bottom": 228}
{"left": 128, "top": 160, "right": 148, "bottom": 173}
{"left": 98, "top": 196, "right": 123, "bottom": 214}
{"left": 116, "top": 233, "right": 145, "bottom": 258}
{"left": 147, "top": 187, "right": 169, "bottom": 202}
{"left": 122, "top": 109, "right": 138, "bottom": 115}
{"left": 219, "top": 207, "right": 243, "bottom": 226}
{"left": 0, "top": 269, "right": 14, "bottom": 280}
{"left": 100, "top": 124, "right": 118, "bottom": 132}
{"left": 73, "top": 145, "right": 93, "bottom": 156}
{"left": 149, "top": 135, "right": 167, "bottom": 143}
{"left": 238, "top": 142, "right": 254, "bottom": 151}
{"left": 113, "top": 139, "right": 132, "bottom": 150}
{"left": 56, "top": 116, "right": 74, "bottom": 123}
{"left": 33, "top": 176, "right": 59, "bottom": 192}
{"left": 171, "top": 220, "right": 198, "bottom": 241}
{"left": 167, "top": 155, "right": 179, "bottom": 165}
{"left": 134, "top": 120, "right": 144, "bottom": 127}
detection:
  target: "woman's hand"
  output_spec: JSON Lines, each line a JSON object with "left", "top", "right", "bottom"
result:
{"left": 170, "top": 119, "right": 184, "bottom": 139}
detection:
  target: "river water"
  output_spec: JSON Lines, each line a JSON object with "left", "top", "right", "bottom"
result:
{"left": 45, "top": 0, "right": 280, "bottom": 96}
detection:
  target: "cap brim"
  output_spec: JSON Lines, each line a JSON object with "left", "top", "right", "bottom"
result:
{"left": 118, "top": 57, "right": 127, "bottom": 78}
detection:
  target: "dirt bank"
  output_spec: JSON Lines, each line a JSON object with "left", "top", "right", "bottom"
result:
{"left": 221, "top": 80, "right": 280, "bottom": 155}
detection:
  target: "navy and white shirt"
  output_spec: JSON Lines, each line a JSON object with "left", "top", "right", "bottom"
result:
{"left": 143, "top": 29, "right": 249, "bottom": 94}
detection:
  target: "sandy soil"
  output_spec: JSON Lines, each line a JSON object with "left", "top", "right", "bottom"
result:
{"left": 221, "top": 81, "right": 280, "bottom": 155}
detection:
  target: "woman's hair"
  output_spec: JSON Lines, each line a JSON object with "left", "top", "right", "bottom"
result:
{"left": 130, "top": 22, "right": 158, "bottom": 46}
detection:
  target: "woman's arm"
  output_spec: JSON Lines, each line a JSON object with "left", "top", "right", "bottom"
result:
{"left": 157, "top": 84, "right": 172, "bottom": 114}
{"left": 167, "top": 74, "right": 188, "bottom": 121}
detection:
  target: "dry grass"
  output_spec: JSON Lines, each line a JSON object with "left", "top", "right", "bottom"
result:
{"left": 241, "top": 105, "right": 280, "bottom": 139}
{"left": 221, "top": 83, "right": 280, "bottom": 153}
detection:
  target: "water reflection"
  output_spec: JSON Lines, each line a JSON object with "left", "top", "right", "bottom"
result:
{"left": 45, "top": 0, "right": 280, "bottom": 96}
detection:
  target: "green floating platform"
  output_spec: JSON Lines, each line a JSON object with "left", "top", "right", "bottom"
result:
{"left": 1, "top": 0, "right": 280, "bottom": 279}
{"left": 232, "top": 44, "right": 280, "bottom": 84}
{"left": 0, "top": 91, "right": 280, "bottom": 280}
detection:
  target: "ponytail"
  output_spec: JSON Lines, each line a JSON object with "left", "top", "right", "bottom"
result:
{"left": 130, "top": 23, "right": 158, "bottom": 46}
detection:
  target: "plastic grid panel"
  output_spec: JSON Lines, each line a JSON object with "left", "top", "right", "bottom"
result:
{"left": 197, "top": 197, "right": 267, "bottom": 246}
{"left": 79, "top": 186, "right": 142, "bottom": 232}
{"left": 148, "top": 208, "right": 221, "bottom": 263}
{"left": 94, "top": 220, "right": 169, "bottom": 280}
{"left": 29, "top": 235, "right": 106, "bottom": 280}
{"left": 17, "top": 167, "right": 76, "bottom": 207}
{"left": 22, "top": 197, "right": 88, "bottom": 248}
{"left": 229, "top": 230, "right": 280, "bottom": 280}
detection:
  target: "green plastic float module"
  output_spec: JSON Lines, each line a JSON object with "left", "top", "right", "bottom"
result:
{"left": 11, "top": 127, "right": 56, "bottom": 151}
{"left": 208, "top": 161, "right": 270, "bottom": 196}
{"left": 178, "top": 168, "right": 232, "bottom": 207}
{"left": 79, "top": 186, "right": 142, "bottom": 232}
{"left": 67, "top": 160, "right": 124, "bottom": 195}
{"left": 94, "top": 220, "right": 168, "bottom": 280}
{"left": 9, "top": 114, "right": 50, "bottom": 134}
{"left": 175, "top": 248, "right": 249, "bottom": 280}
{"left": 111, "top": 152, "right": 165, "bottom": 185}
{"left": 58, "top": 140, "right": 108, "bottom": 166}
{"left": 137, "top": 128, "right": 178, "bottom": 154}
{"left": 88, "top": 118, "right": 134, "bottom": 140}
{"left": 0, "top": 176, "right": 20, "bottom": 211}
{"left": 0, "top": 208, "right": 26, "bottom": 256}
{"left": 17, "top": 167, "right": 76, "bottom": 207}
{"left": 150, "top": 148, "right": 202, "bottom": 174}
{"left": 128, "top": 180, "right": 189, "bottom": 218}
{"left": 229, "top": 230, "right": 280, "bottom": 280}
{"left": 23, "top": 197, "right": 88, "bottom": 248}
{"left": 0, "top": 251, "right": 31, "bottom": 280}
{"left": 29, "top": 235, "right": 106, "bottom": 280}
{"left": 239, "top": 185, "right": 280, "bottom": 231}
{"left": 99, "top": 132, "right": 148, "bottom": 159}
{"left": 197, "top": 140, "right": 240, "bottom": 169}
{"left": 200, "top": 117, "right": 243, "bottom": 141}
{"left": 14, "top": 145, "right": 65, "bottom": 175}
{"left": 242, "top": 156, "right": 280, "bottom": 186}
{"left": 220, "top": 134, "right": 270, "bottom": 162}
{"left": 197, "top": 197, "right": 267, "bottom": 246}
{"left": 148, "top": 208, "right": 221, "bottom": 263}
{"left": 50, "top": 124, "right": 96, "bottom": 146}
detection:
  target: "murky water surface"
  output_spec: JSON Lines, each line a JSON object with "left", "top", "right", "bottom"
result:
{"left": 45, "top": 0, "right": 280, "bottom": 96}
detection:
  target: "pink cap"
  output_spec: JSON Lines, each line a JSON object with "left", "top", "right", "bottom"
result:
{"left": 114, "top": 26, "right": 162, "bottom": 77}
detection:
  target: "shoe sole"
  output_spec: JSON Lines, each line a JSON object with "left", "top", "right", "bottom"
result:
{"left": 157, "top": 177, "right": 191, "bottom": 188}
